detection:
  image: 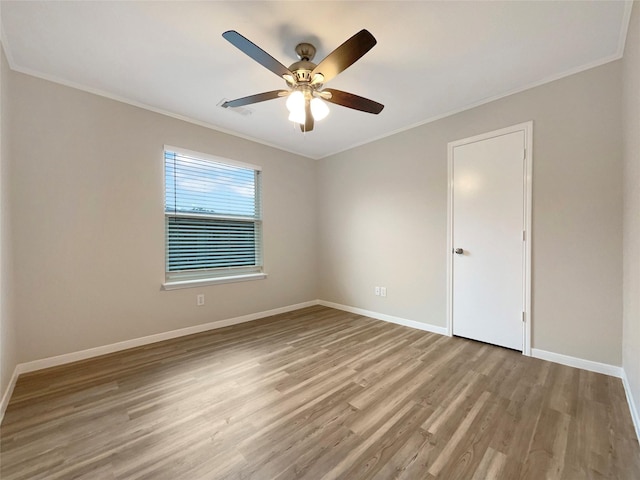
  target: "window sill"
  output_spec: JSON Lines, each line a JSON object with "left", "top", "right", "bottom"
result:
{"left": 162, "top": 273, "right": 267, "bottom": 290}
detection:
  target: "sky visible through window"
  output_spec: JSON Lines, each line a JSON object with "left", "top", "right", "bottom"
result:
{"left": 165, "top": 151, "right": 257, "bottom": 217}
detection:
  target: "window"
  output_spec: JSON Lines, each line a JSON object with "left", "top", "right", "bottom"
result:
{"left": 163, "top": 146, "right": 264, "bottom": 289}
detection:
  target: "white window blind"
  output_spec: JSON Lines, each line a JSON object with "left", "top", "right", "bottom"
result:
{"left": 164, "top": 147, "right": 262, "bottom": 284}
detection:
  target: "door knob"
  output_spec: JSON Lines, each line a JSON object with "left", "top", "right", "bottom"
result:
{"left": 454, "top": 248, "right": 464, "bottom": 255}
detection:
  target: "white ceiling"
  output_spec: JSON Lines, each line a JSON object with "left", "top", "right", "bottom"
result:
{"left": 0, "top": 1, "right": 632, "bottom": 159}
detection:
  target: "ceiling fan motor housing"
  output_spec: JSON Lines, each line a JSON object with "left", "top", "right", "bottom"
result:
{"left": 288, "top": 60, "right": 316, "bottom": 83}
{"left": 289, "top": 43, "right": 318, "bottom": 84}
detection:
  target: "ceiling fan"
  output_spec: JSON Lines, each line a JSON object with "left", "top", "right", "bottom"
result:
{"left": 221, "top": 29, "right": 384, "bottom": 132}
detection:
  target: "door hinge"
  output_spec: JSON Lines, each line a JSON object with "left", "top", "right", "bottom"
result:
{"left": 522, "top": 312, "right": 526, "bottom": 322}
{"left": 523, "top": 148, "right": 527, "bottom": 161}
{"left": 522, "top": 230, "right": 526, "bottom": 241}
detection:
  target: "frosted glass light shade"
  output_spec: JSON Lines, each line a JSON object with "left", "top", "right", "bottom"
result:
{"left": 310, "top": 98, "right": 329, "bottom": 121}
{"left": 286, "top": 91, "right": 304, "bottom": 113}
{"left": 288, "top": 109, "right": 305, "bottom": 125}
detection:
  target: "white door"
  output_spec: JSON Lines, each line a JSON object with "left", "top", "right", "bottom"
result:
{"left": 450, "top": 128, "right": 527, "bottom": 351}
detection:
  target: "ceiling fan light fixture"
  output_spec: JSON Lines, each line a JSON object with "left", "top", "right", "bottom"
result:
{"left": 310, "top": 97, "right": 329, "bottom": 121}
{"left": 286, "top": 90, "right": 304, "bottom": 113}
{"left": 288, "top": 109, "right": 306, "bottom": 125}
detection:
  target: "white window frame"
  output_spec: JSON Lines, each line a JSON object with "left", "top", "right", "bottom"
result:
{"left": 162, "top": 145, "right": 266, "bottom": 290}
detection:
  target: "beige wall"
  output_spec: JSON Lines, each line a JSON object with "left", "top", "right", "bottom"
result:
{"left": 9, "top": 71, "right": 317, "bottom": 363}
{"left": 1, "top": 44, "right": 17, "bottom": 401}
{"left": 318, "top": 61, "right": 623, "bottom": 366}
{"left": 623, "top": 3, "right": 640, "bottom": 421}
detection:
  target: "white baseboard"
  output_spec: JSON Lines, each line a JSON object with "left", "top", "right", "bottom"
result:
{"left": 531, "top": 348, "right": 623, "bottom": 378}
{"left": 622, "top": 369, "right": 640, "bottom": 443}
{"left": 0, "top": 366, "right": 20, "bottom": 424}
{"left": 317, "top": 300, "right": 448, "bottom": 336}
{"left": 15, "top": 300, "right": 319, "bottom": 375}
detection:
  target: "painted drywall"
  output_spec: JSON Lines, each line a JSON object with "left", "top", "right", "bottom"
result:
{"left": 0, "top": 46, "right": 18, "bottom": 408}
{"left": 9, "top": 71, "right": 317, "bottom": 363}
{"left": 623, "top": 2, "right": 640, "bottom": 423}
{"left": 318, "top": 61, "right": 623, "bottom": 366}
{"left": 0, "top": 45, "right": 17, "bottom": 400}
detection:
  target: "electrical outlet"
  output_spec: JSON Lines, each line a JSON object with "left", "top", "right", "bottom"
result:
{"left": 374, "top": 286, "right": 380, "bottom": 296}
{"left": 380, "top": 287, "right": 387, "bottom": 297}
{"left": 197, "top": 294, "right": 205, "bottom": 306}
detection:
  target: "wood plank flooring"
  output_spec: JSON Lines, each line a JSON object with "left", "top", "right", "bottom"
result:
{"left": 1, "top": 305, "right": 639, "bottom": 479}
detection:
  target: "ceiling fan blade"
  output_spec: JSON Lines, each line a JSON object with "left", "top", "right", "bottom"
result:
{"left": 323, "top": 89, "right": 384, "bottom": 114}
{"left": 222, "top": 90, "right": 289, "bottom": 108}
{"left": 311, "top": 30, "right": 377, "bottom": 83}
{"left": 223, "top": 30, "right": 293, "bottom": 79}
{"left": 301, "top": 100, "right": 314, "bottom": 132}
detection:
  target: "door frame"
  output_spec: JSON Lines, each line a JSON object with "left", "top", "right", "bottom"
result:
{"left": 446, "top": 121, "right": 533, "bottom": 355}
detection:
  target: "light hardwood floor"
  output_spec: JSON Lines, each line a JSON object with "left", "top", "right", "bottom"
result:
{"left": 1, "top": 305, "right": 639, "bottom": 479}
